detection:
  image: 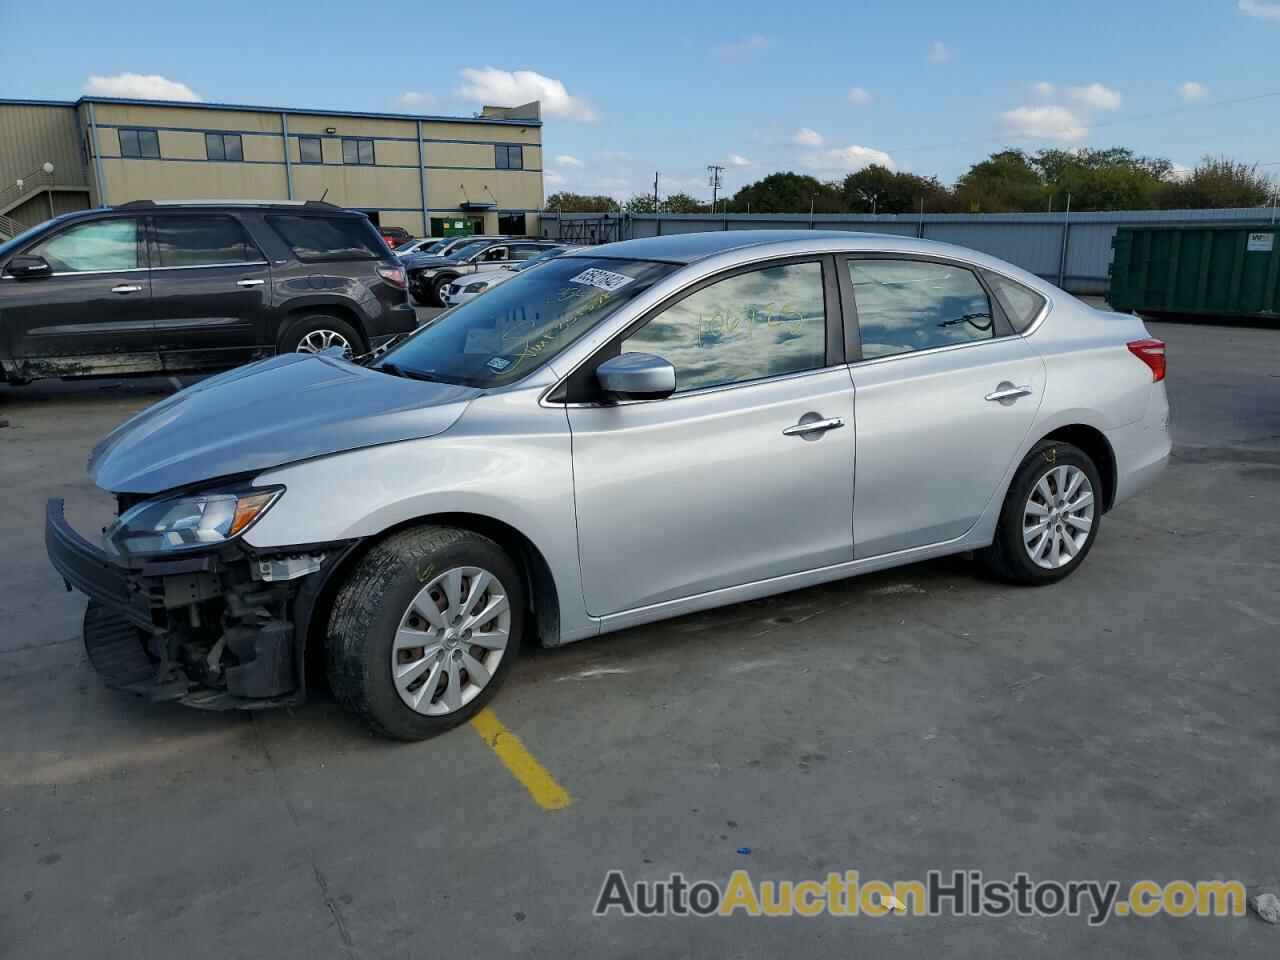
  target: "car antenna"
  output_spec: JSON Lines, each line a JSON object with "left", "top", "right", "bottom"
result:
{"left": 319, "top": 188, "right": 329, "bottom": 202}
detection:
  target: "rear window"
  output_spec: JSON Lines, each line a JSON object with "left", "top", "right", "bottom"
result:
{"left": 984, "top": 271, "right": 1047, "bottom": 333}
{"left": 266, "top": 215, "right": 387, "bottom": 262}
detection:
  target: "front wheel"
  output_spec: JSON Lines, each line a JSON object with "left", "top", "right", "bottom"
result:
{"left": 327, "top": 526, "right": 524, "bottom": 740}
{"left": 278, "top": 314, "right": 363, "bottom": 360}
{"left": 979, "top": 440, "right": 1102, "bottom": 585}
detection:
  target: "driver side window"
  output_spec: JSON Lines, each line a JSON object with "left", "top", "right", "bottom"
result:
{"left": 621, "top": 260, "right": 827, "bottom": 393}
{"left": 481, "top": 247, "right": 508, "bottom": 262}
{"left": 27, "top": 218, "right": 140, "bottom": 273}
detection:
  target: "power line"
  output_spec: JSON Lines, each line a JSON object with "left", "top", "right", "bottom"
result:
{"left": 882, "top": 90, "right": 1280, "bottom": 158}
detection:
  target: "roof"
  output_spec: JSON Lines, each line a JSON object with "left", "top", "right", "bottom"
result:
{"left": 0, "top": 96, "right": 541, "bottom": 128}
{"left": 573, "top": 229, "right": 907, "bottom": 264}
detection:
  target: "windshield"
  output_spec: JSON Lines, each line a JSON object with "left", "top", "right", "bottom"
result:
{"left": 378, "top": 257, "right": 674, "bottom": 387}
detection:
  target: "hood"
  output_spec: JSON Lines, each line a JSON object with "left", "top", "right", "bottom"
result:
{"left": 401, "top": 254, "right": 463, "bottom": 271}
{"left": 89, "top": 353, "right": 481, "bottom": 494}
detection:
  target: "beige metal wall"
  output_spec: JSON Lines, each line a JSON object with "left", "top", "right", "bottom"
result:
{"left": 5, "top": 99, "right": 543, "bottom": 237}
{"left": 0, "top": 103, "right": 89, "bottom": 191}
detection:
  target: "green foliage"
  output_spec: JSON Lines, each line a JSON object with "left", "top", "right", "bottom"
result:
{"left": 953, "top": 150, "right": 1046, "bottom": 212}
{"left": 1158, "top": 156, "right": 1275, "bottom": 209}
{"left": 545, "top": 192, "right": 617, "bottom": 213}
{"left": 725, "top": 172, "right": 842, "bottom": 214}
{"left": 840, "top": 164, "right": 956, "bottom": 214}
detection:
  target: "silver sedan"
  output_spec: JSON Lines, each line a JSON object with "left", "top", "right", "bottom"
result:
{"left": 51, "top": 231, "right": 1170, "bottom": 739}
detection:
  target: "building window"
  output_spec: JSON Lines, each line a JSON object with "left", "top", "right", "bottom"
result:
{"left": 298, "top": 136, "right": 323, "bottom": 164}
{"left": 205, "top": 133, "right": 244, "bottom": 162}
{"left": 498, "top": 213, "right": 526, "bottom": 235}
{"left": 118, "top": 128, "right": 160, "bottom": 159}
{"left": 342, "top": 138, "right": 375, "bottom": 165}
{"left": 495, "top": 144, "right": 524, "bottom": 170}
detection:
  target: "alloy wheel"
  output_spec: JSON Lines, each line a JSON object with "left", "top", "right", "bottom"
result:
{"left": 391, "top": 566, "right": 511, "bottom": 716}
{"left": 1022, "top": 465, "right": 1095, "bottom": 570}
{"left": 296, "top": 329, "right": 353, "bottom": 359}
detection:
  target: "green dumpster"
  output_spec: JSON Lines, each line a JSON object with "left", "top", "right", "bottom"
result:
{"left": 1109, "top": 224, "right": 1280, "bottom": 318}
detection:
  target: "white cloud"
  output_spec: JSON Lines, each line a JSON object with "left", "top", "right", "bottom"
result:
{"left": 1179, "top": 81, "right": 1209, "bottom": 102}
{"left": 544, "top": 169, "right": 566, "bottom": 187}
{"left": 397, "top": 91, "right": 438, "bottom": 108}
{"left": 1067, "top": 83, "right": 1122, "bottom": 111}
{"left": 83, "top": 73, "right": 201, "bottom": 102}
{"left": 555, "top": 154, "right": 583, "bottom": 167}
{"left": 715, "top": 34, "right": 772, "bottom": 61}
{"left": 727, "top": 153, "right": 753, "bottom": 167}
{"left": 846, "top": 86, "right": 872, "bottom": 105}
{"left": 455, "top": 67, "right": 597, "bottom": 122}
{"left": 1001, "top": 104, "right": 1087, "bottom": 142}
{"left": 792, "top": 127, "right": 824, "bottom": 147}
{"left": 1240, "top": 0, "right": 1280, "bottom": 19}
{"left": 1032, "top": 81, "right": 1056, "bottom": 97}
{"left": 926, "top": 41, "right": 950, "bottom": 64}
{"left": 802, "top": 144, "right": 895, "bottom": 173}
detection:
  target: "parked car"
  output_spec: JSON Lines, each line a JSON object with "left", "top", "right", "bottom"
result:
{"left": 1, "top": 200, "right": 414, "bottom": 383}
{"left": 379, "top": 226, "right": 413, "bottom": 249}
{"left": 398, "top": 234, "right": 510, "bottom": 271}
{"left": 441, "top": 245, "right": 578, "bottom": 306}
{"left": 395, "top": 237, "right": 447, "bottom": 258}
{"left": 404, "top": 238, "right": 561, "bottom": 305}
{"left": 47, "top": 231, "right": 1170, "bottom": 740}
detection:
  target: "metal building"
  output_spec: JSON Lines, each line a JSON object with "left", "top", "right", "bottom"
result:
{"left": 0, "top": 96, "right": 545, "bottom": 238}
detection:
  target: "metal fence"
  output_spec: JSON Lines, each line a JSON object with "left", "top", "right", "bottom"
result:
{"left": 539, "top": 206, "right": 1280, "bottom": 295}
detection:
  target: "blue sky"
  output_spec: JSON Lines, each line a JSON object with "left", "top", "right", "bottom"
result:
{"left": 2, "top": 0, "right": 1279, "bottom": 203}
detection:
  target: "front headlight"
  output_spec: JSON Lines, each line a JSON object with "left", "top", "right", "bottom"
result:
{"left": 464, "top": 281, "right": 489, "bottom": 293}
{"left": 105, "top": 486, "right": 283, "bottom": 558}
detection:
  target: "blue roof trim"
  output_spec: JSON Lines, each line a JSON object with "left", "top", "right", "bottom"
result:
{"left": 0, "top": 96, "right": 541, "bottom": 127}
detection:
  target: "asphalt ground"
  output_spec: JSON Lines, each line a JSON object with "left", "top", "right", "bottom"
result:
{"left": 1, "top": 312, "right": 1278, "bottom": 957}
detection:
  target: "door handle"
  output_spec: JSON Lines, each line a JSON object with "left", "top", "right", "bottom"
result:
{"left": 111, "top": 284, "right": 143, "bottom": 294}
{"left": 237, "top": 278, "right": 265, "bottom": 287}
{"left": 985, "top": 383, "right": 1033, "bottom": 402}
{"left": 782, "top": 416, "right": 845, "bottom": 437}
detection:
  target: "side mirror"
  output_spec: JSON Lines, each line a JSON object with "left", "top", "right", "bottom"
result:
{"left": 596, "top": 352, "right": 676, "bottom": 401}
{"left": 6, "top": 255, "right": 51, "bottom": 279}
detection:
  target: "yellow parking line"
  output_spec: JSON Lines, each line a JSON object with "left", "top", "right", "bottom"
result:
{"left": 470, "top": 707, "right": 572, "bottom": 811}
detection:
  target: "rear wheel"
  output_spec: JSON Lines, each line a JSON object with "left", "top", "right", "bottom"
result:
{"left": 431, "top": 275, "right": 454, "bottom": 307}
{"left": 979, "top": 440, "right": 1102, "bottom": 585}
{"left": 277, "top": 314, "right": 363, "bottom": 360}
{"left": 327, "top": 526, "right": 524, "bottom": 740}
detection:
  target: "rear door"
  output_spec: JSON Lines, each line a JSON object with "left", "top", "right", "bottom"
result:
{"left": 2, "top": 215, "right": 156, "bottom": 375}
{"left": 147, "top": 213, "right": 271, "bottom": 370}
{"left": 843, "top": 255, "right": 1045, "bottom": 558}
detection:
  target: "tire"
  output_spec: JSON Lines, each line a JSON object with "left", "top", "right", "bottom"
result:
{"left": 277, "top": 314, "right": 364, "bottom": 360}
{"left": 327, "top": 525, "right": 525, "bottom": 741}
{"left": 978, "top": 440, "right": 1103, "bottom": 586}
{"left": 431, "top": 275, "right": 454, "bottom": 307}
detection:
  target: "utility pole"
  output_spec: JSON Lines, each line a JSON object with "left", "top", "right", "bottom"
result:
{"left": 653, "top": 171, "right": 660, "bottom": 212}
{"left": 707, "top": 164, "right": 724, "bottom": 210}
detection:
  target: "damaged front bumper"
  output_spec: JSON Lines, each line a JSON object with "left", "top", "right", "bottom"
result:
{"left": 46, "top": 498, "right": 352, "bottom": 711}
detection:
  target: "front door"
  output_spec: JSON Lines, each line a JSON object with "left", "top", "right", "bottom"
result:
{"left": 3, "top": 215, "right": 157, "bottom": 376}
{"left": 147, "top": 214, "right": 271, "bottom": 370}
{"left": 843, "top": 256, "right": 1045, "bottom": 558}
{"left": 568, "top": 258, "right": 855, "bottom": 616}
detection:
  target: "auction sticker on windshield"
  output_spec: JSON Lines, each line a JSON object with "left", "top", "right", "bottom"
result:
{"left": 569, "top": 268, "right": 636, "bottom": 293}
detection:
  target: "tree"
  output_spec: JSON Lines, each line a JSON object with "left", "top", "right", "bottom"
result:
{"left": 1159, "top": 156, "right": 1275, "bottom": 209}
{"left": 624, "top": 194, "right": 657, "bottom": 214}
{"left": 544, "top": 192, "right": 617, "bottom": 213}
{"left": 662, "top": 192, "right": 706, "bottom": 213}
{"left": 953, "top": 150, "right": 1045, "bottom": 212}
{"left": 726, "top": 172, "right": 842, "bottom": 214}
{"left": 840, "top": 165, "right": 955, "bottom": 214}
{"left": 1031, "top": 148, "right": 1170, "bottom": 211}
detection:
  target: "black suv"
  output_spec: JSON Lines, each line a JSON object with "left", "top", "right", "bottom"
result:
{"left": 0, "top": 200, "right": 415, "bottom": 385}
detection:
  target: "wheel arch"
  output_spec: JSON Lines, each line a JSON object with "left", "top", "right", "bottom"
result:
{"left": 275, "top": 301, "right": 369, "bottom": 352}
{"left": 301, "top": 511, "right": 562, "bottom": 693}
{"left": 1039, "top": 423, "right": 1118, "bottom": 512}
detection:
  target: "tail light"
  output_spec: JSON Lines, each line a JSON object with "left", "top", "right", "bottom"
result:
{"left": 377, "top": 265, "right": 406, "bottom": 289}
{"left": 1127, "top": 338, "right": 1166, "bottom": 382}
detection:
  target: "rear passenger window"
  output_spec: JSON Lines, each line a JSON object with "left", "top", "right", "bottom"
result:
{"left": 153, "top": 216, "right": 259, "bottom": 267}
{"left": 848, "top": 259, "right": 994, "bottom": 359}
{"left": 622, "top": 261, "right": 827, "bottom": 393}
{"left": 266, "top": 215, "right": 384, "bottom": 261}
{"left": 984, "top": 272, "right": 1047, "bottom": 333}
